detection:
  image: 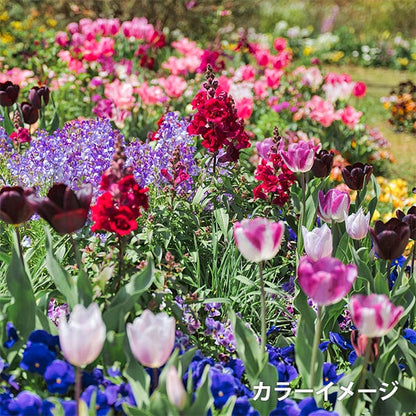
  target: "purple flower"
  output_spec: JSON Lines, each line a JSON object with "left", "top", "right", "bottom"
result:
{"left": 205, "top": 302, "right": 222, "bottom": 317}
{"left": 60, "top": 400, "right": 77, "bottom": 415}
{"left": 210, "top": 368, "right": 237, "bottom": 409}
{"left": 7, "top": 391, "right": 43, "bottom": 415}
{"left": 404, "top": 328, "right": 416, "bottom": 344}
{"left": 20, "top": 342, "right": 56, "bottom": 375}
{"left": 44, "top": 360, "right": 75, "bottom": 394}
{"left": 276, "top": 362, "right": 298, "bottom": 382}
{"left": 81, "top": 385, "right": 110, "bottom": 416}
{"left": 4, "top": 322, "right": 19, "bottom": 348}
{"left": 329, "top": 331, "right": 352, "bottom": 350}
{"left": 27, "top": 329, "right": 59, "bottom": 351}
{"left": 323, "top": 362, "right": 344, "bottom": 385}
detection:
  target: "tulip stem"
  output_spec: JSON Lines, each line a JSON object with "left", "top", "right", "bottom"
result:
{"left": 75, "top": 366, "right": 81, "bottom": 415}
{"left": 69, "top": 234, "right": 82, "bottom": 271}
{"left": 352, "top": 338, "right": 372, "bottom": 415}
{"left": 355, "top": 190, "right": 361, "bottom": 212}
{"left": 309, "top": 305, "right": 322, "bottom": 389}
{"left": 259, "top": 261, "right": 267, "bottom": 356}
{"left": 412, "top": 242, "right": 415, "bottom": 276}
{"left": 115, "top": 235, "right": 124, "bottom": 293}
{"left": 387, "top": 260, "right": 392, "bottom": 286}
{"left": 152, "top": 367, "right": 159, "bottom": 394}
{"left": 298, "top": 173, "right": 306, "bottom": 258}
{"left": 14, "top": 226, "right": 24, "bottom": 267}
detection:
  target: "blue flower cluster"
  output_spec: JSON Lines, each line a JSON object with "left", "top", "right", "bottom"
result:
{"left": 125, "top": 112, "right": 199, "bottom": 195}
{"left": 7, "top": 118, "right": 119, "bottom": 195}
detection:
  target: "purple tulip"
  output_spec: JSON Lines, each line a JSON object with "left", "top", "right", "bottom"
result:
{"left": 397, "top": 206, "right": 416, "bottom": 240}
{"left": 341, "top": 162, "right": 373, "bottom": 190}
{"left": 368, "top": 218, "right": 410, "bottom": 260}
{"left": 344, "top": 207, "right": 370, "bottom": 240}
{"left": 233, "top": 217, "right": 285, "bottom": 263}
{"left": 349, "top": 294, "right": 404, "bottom": 338}
{"left": 28, "top": 86, "right": 50, "bottom": 109}
{"left": 20, "top": 101, "right": 39, "bottom": 125}
{"left": 301, "top": 224, "right": 332, "bottom": 260}
{"left": 0, "top": 81, "right": 20, "bottom": 107}
{"left": 127, "top": 310, "right": 175, "bottom": 368}
{"left": 280, "top": 140, "right": 319, "bottom": 173}
{"left": 311, "top": 149, "right": 334, "bottom": 178}
{"left": 318, "top": 189, "right": 350, "bottom": 223}
{"left": 297, "top": 256, "right": 357, "bottom": 305}
{"left": 0, "top": 186, "right": 35, "bottom": 225}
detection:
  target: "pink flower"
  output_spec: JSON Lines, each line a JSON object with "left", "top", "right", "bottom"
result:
{"left": 265, "top": 68, "right": 283, "bottom": 88}
{"left": 55, "top": 31, "right": 69, "bottom": 47}
{"left": 235, "top": 64, "right": 256, "bottom": 82}
{"left": 318, "top": 189, "right": 350, "bottom": 223}
{"left": 235, "top": 97, "right": 253, "bottom": 120}
{"left": 305, "top": 95, "right": 339, "bottom": 127}
{"left": 349, "top": 294, "right": 404, "bottom": 338}
{"left": 323, "top": 82, "right": 354, "bottom": 102}
{"left": 136, "top": 82, "right": 164, "bottom": 105}
{"left": 302, "top": 224, "right": 332, "bottom": 260}
{"left": 166, "top": 366, "right": 187, "bottom": 410}
{"left": 171, "top": 38, "right": 200, "bottom": 55}
{"left": 255, "top": 137, "right": 275, "bottom": 161}
{"left": 253, "top": 80, "right": 268, "bottom": 99}
{"left": 280, "top": 140, "right": 319, "bottom": 173}
{"left": 297, "top": 256, "right": 357, "bottom": 305}
{"left": 233, "top": 218, "right": 285, "bottom": 263}
{"left": 353, "top": 81, "right": 367, "bottom": 97}
{"left": 127, "top": 310, "right": 175, "bottom": 368}
{"left": 104, "top": 79, "right": 134, "bottom": 109}
{"left": 158, "top": 75, "right": 187, "bottom": 98}
{"left": 338, "top": 106, "right": 362, "bottom": 129}
{"left": 344, "top": 208, "right": 370, "bottom": 240}
{"left": 273, "top": 37, "right": 287, "bottom": 52}
{"left": 216, "top": 76, "right": 232, "bottom": 94}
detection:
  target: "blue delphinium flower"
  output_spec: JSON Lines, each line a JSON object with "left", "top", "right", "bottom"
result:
{"left": 322, "top": 363, "right": 344, "bottom": 385}
{"left": 404, "top": 328, "right": 416, "bottom": 344}
{"left": 20, "top": 342, "right": 56, "bottom": 375}
{"left": 125, "top": 112, "right": 199, "bottom": 195}
{"left": 44, "top": 360, "right": 75, "bottom": 394}
{"left": 7, "top": 118, "right": 119, "bottom": 196}
{"left": 4, "top": 322, "right": 19, "bottom": 348}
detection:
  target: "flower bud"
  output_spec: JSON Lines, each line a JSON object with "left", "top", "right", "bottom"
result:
{"left": 233, "top": 217, "right": 284, "bottom": 263}
{"left": 344, "top": 207, "right": 370, "bottom": 240}
{"left": 318, "top": 189, "right": 350, "bottom": 223}
{"left": 0, "top": 186, "right": 35, "bottom": 225}
{"left": 166, "top": 366, "right": 187, "bottom": 410}
{"left": 0, "top": 81, "right": 20, "bottom": 107}
{"left": 58, "top": 303, "right": 106, "bottom": 367}
{"left": 302, "top": 224, "right": 332, "bottom": 260}
{"left": 127, "top": 310, "right": 175, "bottom": 368}
{"left": 280, "top": 140, "right": 319, "bottom": 173}
{"left": 350, "top": 331, "right": 379, "bottom": 363}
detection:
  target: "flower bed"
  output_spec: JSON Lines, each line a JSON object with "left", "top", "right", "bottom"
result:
{"left": 0, "top": 16, "right": 415, "bottom": 416}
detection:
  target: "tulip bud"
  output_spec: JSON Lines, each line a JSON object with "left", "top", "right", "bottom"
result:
{"left": 318, "top": 189, "right": 350, "bottom": 223}
{"left": 28, "top": 183, "right": 92, "bottom": 235}
{"left": 58, "top": 303, "right": 106, "bottom": 367}
{"left": 341, "top": 162, "right": 373, "bottom": 191}
{"left": 127, "top": 310, "right": 175, "bottom": 368}
{"left": 28, "top": 86, "right": 50, "bottom": 109}
{"left": 233, "top": 217, "right": 285, "bottom": 263}
{"left": 397, "top": 206, "right": 416, "bottom": 240}
{"left": 20, "top": 102, "right": 39, "bottom": 125}
{"left": 280, "top": 140, "right": 320, "bottom": 173}
{"left": 349, "top": 294, "right": 404, "bottom": 338}
{"left": 0, "top": 186, "right": 35, "bottom": 225}
{"left": 0, "top": 81, "right": 20, "bottom": 107}
{"left": 311, "top": 149, "right": 334, "bottom": 178}
{"left": 166, "top": 366, "right": 187, "bottom": 410}
{"left": 301, "top": 224, "right": 332, "bottom": 260}
{"left": 297, "top": 256, "right": 357, "bottom": 306}
{"left": 368, "top": 218, "right": 410, "bottom": 260}
{"left": 344, "top": 207, "right": 370, "bottom": 240}
{"left": 350, "top": 331, "right": 379, "bottom": 363}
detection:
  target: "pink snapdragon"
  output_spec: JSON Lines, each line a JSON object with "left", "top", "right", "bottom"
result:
{"left": 318, "top": 189, "right": 350, "bottom": 223}
{"left": 350, "top": 294, "right": 404, "bottom": 338}
{"left": 280, "top": 139, "right": 320, "bottom": 173}
{"left": 297, "top": 256, "right": 357, "bottom": 306}
{"left": 233, "top": 218, "right": 284, "bottom": 263}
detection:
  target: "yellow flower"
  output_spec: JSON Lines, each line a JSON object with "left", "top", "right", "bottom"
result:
{"left": 372, "top": 209, "right": 381, "bottom": 222}
{"left": 411, "top": 53, "right": 416, "bottom": 61}
{"left": 331, "top": 51, "right": 344, "bottom": 62}
{"left": 397, "top": 57, "right": 409, "bottom": 66}
{"left": 0, "top": 11, "right": 9, "bottom": 21}
{"left": 10, "top": 21, "right": 22, "bottom": 30}
{"left": 0, "top": 33, "right": 13, "bottom": 43}
{"left": 383, "top": 102, "right": 391, "bottom": 109}
{"left": 46, "top": 18, "right": 57, "bottom": 27}
{"left": 303, "top": 46, "right": 313, "bottom": 56}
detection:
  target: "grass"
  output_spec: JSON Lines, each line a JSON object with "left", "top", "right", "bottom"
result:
{"left": 324, "top": 64, "right": 416, "bottom": 185}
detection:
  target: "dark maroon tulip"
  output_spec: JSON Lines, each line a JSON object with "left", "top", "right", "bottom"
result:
{"left": 28, "top": 86, "right": 50, "bottom": 109}
{"left": 341, "top": 162, "right": 373, "bottom": 190}
{"left": 397, "top": 206, "right": 416, "bottom": 240}
{"left": 311, "top": 149, "right": 334, "bottom": 178}
{"left": 0, "top": 81, "right": 20, "bottom": 107}
{"left": 28, "top": 183, "right": 93, "bottom": 235}
{"left": 21, "top": 102, "right": 39, "bottom": 125}
{"left": 0, "top": 186, "right": 35, "bottom": 225}
{"left": 368, "top": 218, "right": 410, "bottom": 260}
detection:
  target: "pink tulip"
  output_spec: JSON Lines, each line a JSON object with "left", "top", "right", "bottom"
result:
{"left": 233, "top": 218, "right": 285, "bottom": 263}
{"left": 338, "top": 106, "right": 362, "bottom": 129}
{"left": 318, "top": 189, "right": 350, "bottom": 223}
{"left": 349, "top": 294, "right": 404, "bottom": 338}
{"left": 297, "top": 256, "right": 357, "bottom": 305}
{"left": 127, "top": 310, "right": 175, "bottom": 368}
{"left": 302, "top": 224, "right": 332, "bottom": 260}
{"left": 166, "top": 366, "right": 187, "bottom": 410}
{"left": 59, "top": 303, "right": 106, "bottom": 367}
{"left": 255, "top": 137, "right": 275, "bottom": 161}
{"left": 344, "top": 208, "right": 370, "bottom": 240}
{"left": 353, "top": 81, "right": 367, "bottom": 98}
{"left": 280, "top": 140, "right": 319, "bottom": 173}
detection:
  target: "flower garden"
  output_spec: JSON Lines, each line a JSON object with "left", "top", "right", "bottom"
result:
{"left": 0, "top": 7, "right": 416, "bottom": 416}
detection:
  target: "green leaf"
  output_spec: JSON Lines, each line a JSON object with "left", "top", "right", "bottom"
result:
{"left": 45, "top": 229, "right": 77, "bottom": 308}
{"left": 103, "top": 256, "right": 154, "bottom": 333}
{"left": 214, "top": 208, "right": 230, "bottom": 241}
{"left": 48, "top": 93, "right": 60, "bottom": 133}
{"left": 186, "top": 365, "right": 213, "bottom": 416}
{"left": 6, "top": 239, "right": 36, "bottom": 338}
{"left": 250, "top": 362, "right": 279, "bottom": 416}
